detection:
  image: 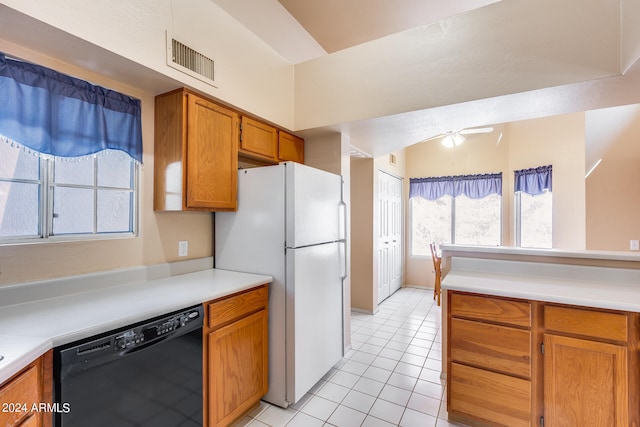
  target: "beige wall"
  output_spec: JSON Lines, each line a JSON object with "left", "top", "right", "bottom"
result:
{"left": 405, "top": 113, "right": 587, "bottom": 287}
{"left": 0, "top": 42, "right": 213, "bottom": 286}
{"left": 350, "top": 150, "right": 406, "bottom": 313}
{"left": 507, "top": 113, "right": 586, "bottom": 250}
{"left": 350, "top": 158, "right": 374, "bottom": 312}
{"left": 586, "top": 106, "right": 640, "bottom": 250}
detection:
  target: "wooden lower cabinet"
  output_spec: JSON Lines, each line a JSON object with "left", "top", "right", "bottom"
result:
{"left": 448, "top": 291, "right": 640, "bottom": 427}
{"left": 204, "top": 285, "right": 269, "bottom": 427}
{"left": 0, "top": 351, "right": 52, "bottom": 427}
{"left": 450, "top": 363, "right": 531, "bottom": 427}
{"left": 543, "top": 334, "right": 627, "bottom": 426}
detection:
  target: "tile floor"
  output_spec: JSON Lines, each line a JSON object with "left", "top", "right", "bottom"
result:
{"left": 234, "top": 287, "right": 467, "bottom": 427}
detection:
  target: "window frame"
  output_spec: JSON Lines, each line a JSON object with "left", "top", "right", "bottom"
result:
{"left": 0, "top": 149, "right": 139, "bottom": 243}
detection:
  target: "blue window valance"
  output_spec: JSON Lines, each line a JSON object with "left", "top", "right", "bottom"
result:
{"left": 514, "top": 165, "right": 552, "bottom": 195}
{"left": 409, "top": 172, "right": 502, "bottom": 200}
{"left": 0, "top": 53, "right": 142, "bottom": 162}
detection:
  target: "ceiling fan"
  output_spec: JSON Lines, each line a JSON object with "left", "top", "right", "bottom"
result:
{"left": 425, "top": 127, "right": 494, "bottom": 148}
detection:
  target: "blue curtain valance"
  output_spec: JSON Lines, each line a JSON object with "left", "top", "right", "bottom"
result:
{"left": 0, "top": 53, "right": 142, "bottom": 162}
{"left": 514, "top": 165, "right": 552, "bottom": 195}
{"left": 409, "top": 172, "right": 502, "bottom": 200}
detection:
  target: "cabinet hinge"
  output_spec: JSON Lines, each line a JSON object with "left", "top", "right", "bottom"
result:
{"left": 541, "top": 343, "right": 544, "bottom": 354}
{"left": 540, "top": 416, "right": 544, "bottom": 427}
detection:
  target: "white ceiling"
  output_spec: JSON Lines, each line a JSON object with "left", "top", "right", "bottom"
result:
{"left": 213, "top": 0, "right": 640, "bottom": 157}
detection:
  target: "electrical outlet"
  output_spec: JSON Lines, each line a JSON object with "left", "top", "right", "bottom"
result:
{"left": 631, "top": 240, "right": 639, "bottom": 251}
{"left": 178, "top": 240, "right": 188, "bottom": 257}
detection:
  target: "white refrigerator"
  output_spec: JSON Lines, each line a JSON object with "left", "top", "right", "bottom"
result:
{"left": 215, "top": 162, "right": 346, "bottom": 408}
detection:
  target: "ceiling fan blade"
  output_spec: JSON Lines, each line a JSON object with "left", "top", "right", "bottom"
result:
{"left": 458, "top": 126, "right": 494, "bottom": 135}
{"left": 421, "top": 133, "right": 446, "bottom": 142}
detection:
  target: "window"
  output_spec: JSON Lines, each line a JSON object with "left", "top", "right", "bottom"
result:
{"left": 410, "top": 173, "right": 502, "bottom": 255}
{"left": 0, "top": 52, "right": 142, "bottom": 241}
{"left": 410, "top": 195, "right": 452, "bottom": 255}
{"left": 514, "top": 165, "right": 552, "bottom": 248}
{"left": 0, "top": 143, "right": 137, "bottom": 240}
{"left": 454, "top": 193, "right": 502, "bottom": 245}
{"left": 516, "top": 191, "right": 552, "bottom": 248}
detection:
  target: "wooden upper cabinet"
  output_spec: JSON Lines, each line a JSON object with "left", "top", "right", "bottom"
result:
{"left": 239, "top": 116, "right": 278, "bottom": 163}
{"left": 278, "top": 131, "right": 304, "bottom": 163}
{"left": 154, "top": 89, "right": 238, "bottom": 211}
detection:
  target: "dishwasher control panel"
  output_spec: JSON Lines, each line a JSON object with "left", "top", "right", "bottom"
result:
{"left": 114, "top": 308, "right": 201, "bottom": 350}
{"left": 65, "top": 305, "right": 203, "bottom": 358}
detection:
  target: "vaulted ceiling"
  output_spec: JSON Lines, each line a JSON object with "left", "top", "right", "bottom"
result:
{"left": 213, "top": 0, "right": 640, "bottom": 157}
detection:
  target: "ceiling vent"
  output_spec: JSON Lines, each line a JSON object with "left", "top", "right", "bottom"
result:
{"left": 166, "top": 32, "right": 216, "bottom": 87}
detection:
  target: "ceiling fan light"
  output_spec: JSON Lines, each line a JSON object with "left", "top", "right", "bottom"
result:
{"left": 453, "top": 133, "right": 465, "bottom": 146}
{"left": 441, "top": 135, "right": 455, "bottom": 148}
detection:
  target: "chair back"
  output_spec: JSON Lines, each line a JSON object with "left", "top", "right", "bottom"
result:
{"left": 429, "top": 243, "right": 441, "bottom": 270}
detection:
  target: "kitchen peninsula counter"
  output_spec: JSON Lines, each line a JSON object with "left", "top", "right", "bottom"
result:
{"left": 439, "top": 245, "right": 640, "bottom": 427}
{"left": 0, "top": 257, "right": 272, "bottom": 384}
{"left": 440, "top": 245, "right": 640, "bottom": 312}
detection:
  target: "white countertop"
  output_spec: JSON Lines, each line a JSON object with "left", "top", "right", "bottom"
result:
{"left": 441, "top": 254, "right": 640, "bottom": 312}
{"left": 440, "top": 244, "right": 640, "bottom": 262}
{"left": 0, "top": 265, "right": 272, "bottom": 384}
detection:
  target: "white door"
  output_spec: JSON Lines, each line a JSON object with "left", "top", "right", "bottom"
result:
{"left": 377, "top": 171, "right": 403, "bottom": 303}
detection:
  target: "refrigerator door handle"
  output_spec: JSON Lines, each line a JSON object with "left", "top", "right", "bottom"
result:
{"left": 338, "top": 178, "right": 347, "bottom": 281}
{"left": 338, "top": 200, "right": 347, "bottom": 241}
{"left": 339, "top": 240, "right": 347, "bottom": 281}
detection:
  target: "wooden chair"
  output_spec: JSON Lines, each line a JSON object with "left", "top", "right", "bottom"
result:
{"left": 430, "top": 243, "right": 442, "bottom": 306}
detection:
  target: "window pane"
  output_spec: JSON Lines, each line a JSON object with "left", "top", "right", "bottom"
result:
{"left": 0, "top": 142, "right": 40, "bottom": 180}
{"left": 411, "top": 196, "right": 452, "bottom": 256}
{"left": 54, "top": 156, "right": 94, "bottom": 185}
{"left": 520, "top": 191, "right": 552, "bottom": 248}
{"left": 97, "top": 150, "right": 133, "bottom": 188}
{"left": 97, "top": 190, "right": 132, "bottom": 233}
{"left": 455, "top": 194, "right": 501, "bottom": 245}
{"left": 0, "top": 182, "right": 40, "bottom": 237}
{"left": 52, "top": 187, "right": 93, "bottom": 234}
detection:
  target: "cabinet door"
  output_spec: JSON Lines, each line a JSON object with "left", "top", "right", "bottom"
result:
{"left": 278, "top": 131, "right": 304, "bottom": 163}
{"left": 207, "top": 309, "right": 268, "bottom": 427}
{"left": 186, "top": 94, "right": 238, "bottom": 210}
{"left": 239, "top": 116, "right": 278, "bottom": 163}
{"left": 0, "top": 363, "right": 41, "bottom": 427}
{"left": 544, "top": 334, "right": 628, "bottom": 427}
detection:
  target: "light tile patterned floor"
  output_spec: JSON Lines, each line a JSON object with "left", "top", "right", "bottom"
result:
{"left": 234, "top": 287, "right": 469, "bottom": 427}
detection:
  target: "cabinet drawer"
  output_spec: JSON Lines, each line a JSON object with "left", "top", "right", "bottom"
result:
{"left": 544, "top": 305, "right": 628, "bottom": 342}
{"left": 449, "top": 362, "right": 531, "bottom": 427}
{"left": 207, "top": 285, "right": 268, "bottom": 330}
{"left": 450, "top": 292, "right": 531, "bottom": 328}
{"left": 0, "top": 364, "right": 39, "bottom": 427}
{"left": 450, "top": 318, "right": 531, "bottom": 378}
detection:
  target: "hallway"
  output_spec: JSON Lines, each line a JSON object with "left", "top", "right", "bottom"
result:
{"left": 236, "top": 287, "right": 466, "bottom": 427}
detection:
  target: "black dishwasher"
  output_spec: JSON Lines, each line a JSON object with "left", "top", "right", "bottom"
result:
{"left": 53, "top": 305, "right": 204, "bottom": 427}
